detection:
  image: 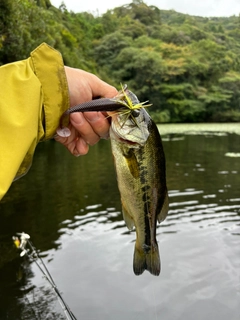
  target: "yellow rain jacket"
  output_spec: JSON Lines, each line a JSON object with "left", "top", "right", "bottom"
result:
{"left": 0, "top": 43, "right": 69, "bottom": 200}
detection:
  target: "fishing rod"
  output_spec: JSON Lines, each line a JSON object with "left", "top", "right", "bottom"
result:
{"left": 13, "top": 232, "right": 77, "bottom": 320}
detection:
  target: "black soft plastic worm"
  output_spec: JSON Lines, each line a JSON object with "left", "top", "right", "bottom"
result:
{"left": 59, "top": 98, "right": 125, "bottom": 129}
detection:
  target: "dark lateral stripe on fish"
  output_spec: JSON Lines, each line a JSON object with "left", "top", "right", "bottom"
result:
{"left": 138, "top": 159, "right": 152, "bottom": 248}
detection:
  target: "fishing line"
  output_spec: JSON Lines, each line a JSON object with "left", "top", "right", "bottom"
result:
{"left": 13, "top": 232, "right": 78, "bottom": 320}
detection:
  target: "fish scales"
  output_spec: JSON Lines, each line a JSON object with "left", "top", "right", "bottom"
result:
{"left": 110, "top": 104, "right": 168, "bottom": 276}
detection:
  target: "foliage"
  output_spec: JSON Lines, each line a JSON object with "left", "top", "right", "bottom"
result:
{"left": 1, "top": 0, "right": 240, "bottom": 122}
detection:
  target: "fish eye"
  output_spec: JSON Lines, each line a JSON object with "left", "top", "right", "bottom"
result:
{"left": 132, "top": 109, "right": 140, "bottom": 117}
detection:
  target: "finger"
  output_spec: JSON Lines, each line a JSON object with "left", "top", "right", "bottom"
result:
{"left": 83, "top": 111, "right": 110, "bottom": 139}
{"left": 86, "top": 74, "right": 118, "bottom": 99}
{"left": 67, "top": 136, "right": 89, "bottom": 156}
{"left": 70, "top": 112, "right": 100, "bottom": 146}
{"left": 55, "top": 125, "right": 90, "bottom": 156}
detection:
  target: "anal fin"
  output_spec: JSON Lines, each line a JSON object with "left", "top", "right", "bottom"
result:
{"left": 122, "top": 203, "right": 135, "bottom": 230}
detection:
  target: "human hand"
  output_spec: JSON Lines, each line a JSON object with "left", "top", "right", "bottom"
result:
{"left": 55, "top": 67, "right": 118, "bottom": 156}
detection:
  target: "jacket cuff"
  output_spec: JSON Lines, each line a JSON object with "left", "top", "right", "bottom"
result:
{"left": 30, "top": 43, "right": 70, "bottom": 140}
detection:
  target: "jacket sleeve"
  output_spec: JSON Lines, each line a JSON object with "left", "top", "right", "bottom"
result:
{"left": 0, "top": 43, "right": 70, "bottom": 200}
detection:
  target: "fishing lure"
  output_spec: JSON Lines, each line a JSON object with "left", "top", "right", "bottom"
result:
{"left": 57, "top": 84, "right": 151, "bottom": 137}
{"left": 113, "top": 84, "right": 152, "bottom": 127}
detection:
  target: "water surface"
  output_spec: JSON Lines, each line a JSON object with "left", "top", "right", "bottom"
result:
{"left": 0, "top": 123, "right": 239, "bottom": 320}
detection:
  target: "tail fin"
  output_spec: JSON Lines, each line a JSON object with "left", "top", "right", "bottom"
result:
{"left": 133, "top": 243, "right": 160, "bottom": 276}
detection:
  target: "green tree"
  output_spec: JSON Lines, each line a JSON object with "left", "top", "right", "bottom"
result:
{"left": 0, "top": 0, "right": 58, "bottom": 63}
{"left": 1, "top": 0, "right": 240, "bottom": 122}
{"left": 112, "top": 46, "right": 166, "bottom": 107}
{"left": 94, "top": 31, "right": 131, "bottom": 67}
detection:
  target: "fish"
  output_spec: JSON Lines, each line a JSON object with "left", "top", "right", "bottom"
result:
{"left": 109, "top": 89, "right": 169, "bottom": 276}
{"left": 57, "top": 85, "right": 168, "bottom": 275}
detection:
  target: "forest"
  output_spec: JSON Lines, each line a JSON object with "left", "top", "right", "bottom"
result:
{"left": 1, "top": 0, "right": 240, "bottom": 123}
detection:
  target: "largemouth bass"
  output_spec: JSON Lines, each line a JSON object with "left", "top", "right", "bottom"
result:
{"left": 109, "top": 89, "right": 169, "bottom": 276}
{"left": 57, "top": 85, "right": 168, "bottom": 276}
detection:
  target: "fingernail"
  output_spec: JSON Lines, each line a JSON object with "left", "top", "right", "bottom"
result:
{"left": 56, "top": 127, "right": 71, "bottom": 137}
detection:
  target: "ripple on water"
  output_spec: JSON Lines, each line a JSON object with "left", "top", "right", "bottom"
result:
{"left": 58, "top": 189, "right": 240, "bottom": 240}
{"left": 161, "top": 187, "right": 240, "bottom": 235}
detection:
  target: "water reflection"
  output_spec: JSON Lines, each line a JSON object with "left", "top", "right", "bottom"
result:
{"left": 0, "top": 124, "right": 239, "bottom": 320}
{"left": 0, "top": 257, "right": 65, "bottom": 319}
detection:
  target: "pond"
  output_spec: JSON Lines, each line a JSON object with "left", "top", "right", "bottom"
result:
{"left": 0, "top": 123, "right": 239, "bottom": 320}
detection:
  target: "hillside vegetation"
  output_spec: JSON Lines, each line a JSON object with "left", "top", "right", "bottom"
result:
{"left": 1, "top": 0, "right": 240, "bottom": 122}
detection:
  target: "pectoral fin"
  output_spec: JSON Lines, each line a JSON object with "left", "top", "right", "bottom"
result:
{"left": 157, "top": 192, "right": 169, "bottom": 223}
{"left": 123, "top": 149, "right": 139, "bottom": 179}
